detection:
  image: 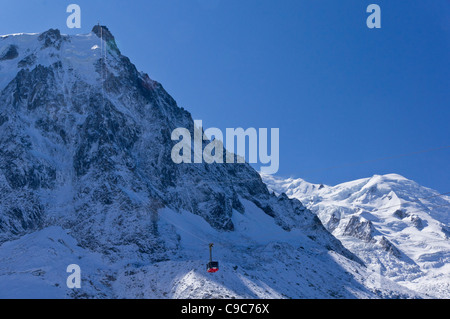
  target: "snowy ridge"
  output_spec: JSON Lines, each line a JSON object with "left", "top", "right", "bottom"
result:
{"left": 262, "top": 173, "right": 450, "bottom": 298}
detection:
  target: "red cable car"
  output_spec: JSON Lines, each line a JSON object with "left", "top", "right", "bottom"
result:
{"left": 206, "top": 243, "right": 219, "bottom": 273}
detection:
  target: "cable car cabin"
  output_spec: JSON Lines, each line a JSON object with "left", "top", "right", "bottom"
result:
{"left": 206, "top": 243, "right": 219, "bottom": 273}
{"left": 207, "top": 261, "right": 219, "bottom": 273}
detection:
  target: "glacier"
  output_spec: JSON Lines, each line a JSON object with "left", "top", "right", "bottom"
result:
{"left": 262, "top": 173, "right": 450, "bottom": 298}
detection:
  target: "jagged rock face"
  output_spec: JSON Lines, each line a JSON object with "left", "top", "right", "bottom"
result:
{"left": 0, "top": 45, "right": 18, "bottom": 61}
{"left": 343, "top": 216, "right": 375, "bottom": 243}
{"left": 38, "top": 29, "right": 65, "bottom": 50}
{"left": 326, "top": 212, "right": 341, "bottom": 233}
{"left": 410, "top": 215, "right": 424, "bottom": 230}
{"left": 442, "top": 225, "right": 450, "bottom": 239}
{"left": 91, "top": 25, "right": 119, "bottom": 54}
{"left": 0, "top": 27, "right": 351, "bottom": 263}
{"left": 393, "top": 209, "right": 408, "bottom": 220}
{"left": 378, "top": 236, "right": 401, "bottom": 258}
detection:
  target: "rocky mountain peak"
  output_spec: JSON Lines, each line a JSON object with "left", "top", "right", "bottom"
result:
{"left": 92, "top": 25, "right": 119, "bottom": 53}
{"left": 38, "top": 28, "right": 64, "bottom": 49}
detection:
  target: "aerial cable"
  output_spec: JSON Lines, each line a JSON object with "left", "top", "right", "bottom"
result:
{"left": 100, "top": 24, "right": 105, "bottom": 109}
{"left": 137, "top": 144, "right": 450, "bottom": 187}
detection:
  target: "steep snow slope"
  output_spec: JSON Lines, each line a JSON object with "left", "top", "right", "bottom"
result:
{"left": 0, "top": 207, "right": 416, "bottom": 299}
{"left": 262, "top": 173, "right": 450, "bottom": 298}
{"left": 0, "top": 26, "right": 420, "bottom": 298}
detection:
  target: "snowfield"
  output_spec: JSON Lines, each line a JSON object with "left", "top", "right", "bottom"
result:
{"left": 262, "top": 173, "right": 450, "bottom": 298}
{"left": 0, "top": 207, "right": 418, "bottom": 299}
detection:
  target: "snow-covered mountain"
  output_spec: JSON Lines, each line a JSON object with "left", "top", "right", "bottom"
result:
{"left": 0, "top": 26, "right": 422, "bottom": 299}
{"left": 262, "top": 173, "right": 450, "bottom": 298}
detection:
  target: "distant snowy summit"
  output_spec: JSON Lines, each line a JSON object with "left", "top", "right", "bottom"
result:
{"left": 261, "top": 173, "right": 450, "bottom": 298}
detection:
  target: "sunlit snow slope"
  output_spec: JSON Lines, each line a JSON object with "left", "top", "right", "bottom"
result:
{"left": 262, "top": 173, "right": 450, "bottom": 298}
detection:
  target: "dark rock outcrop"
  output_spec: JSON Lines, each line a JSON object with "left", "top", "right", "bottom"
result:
{"left": 0, "top": 45, "right": 18, "bottom": 61}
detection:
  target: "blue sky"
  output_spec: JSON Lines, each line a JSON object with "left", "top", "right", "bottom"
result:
{"left": 1, "top": 0, "right": 449, "bottom": 192}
